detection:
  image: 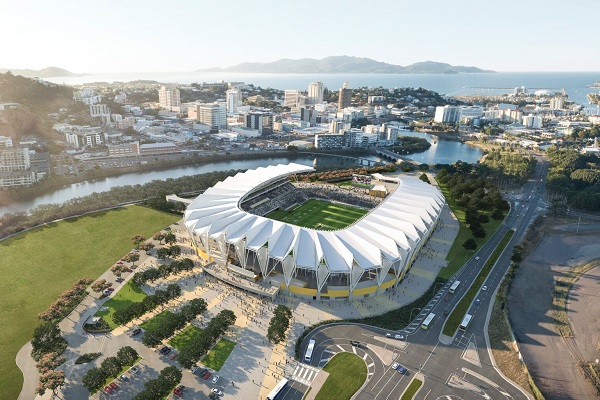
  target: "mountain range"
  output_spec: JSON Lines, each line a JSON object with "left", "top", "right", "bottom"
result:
{"left": 197, "top": 56, "right": 494, "bottom": 74}
{"left": 0, "top": 67, "right": 82, "bottom": 78}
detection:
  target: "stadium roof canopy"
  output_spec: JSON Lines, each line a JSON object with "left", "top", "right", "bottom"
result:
{"left": 183, "top": 163, "right": 445, "bottom": 291}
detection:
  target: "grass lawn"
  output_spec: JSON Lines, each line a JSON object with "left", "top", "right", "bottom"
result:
{"left": 438, "top": 184, "right": 504, "bottom": 280}
{"left": 95, "top": 280, "right": 147, "bottom": 329}
{"left": 267, "top": 199, "right": 368, "bottom": 230}
{"left": 140, "top": 310, "right": 175, "bottom": 331}
{"left": 443, "top": 230, "right": 514, "bottom": 336}
{"left": 0, "top": 205, "right": 179, "bottom": 400}
{"left": 202, "top": 338, "right": 236, "bottom": 371}
{"left": 315, "top": 353, "right": 367, "bottom": 400}
{"left": 400, "top": 378, "right": 423, "bottom": 400}
{"left": 169, "top": 325, "right": 203, "bottom": 350}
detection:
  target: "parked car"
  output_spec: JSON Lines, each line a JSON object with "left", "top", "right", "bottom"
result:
{"left": 349, "top": 340, "right": 360, "bottom": 347}
{"left": 202, "top": 371, "right": 212, "bottom": 380}
{"left": 103, "top": 289, "right": 112, "bottom": 295}
{"left": 168, "top": 352, "right": 178, "bottom": 360}
{"left": 119, "top": 374, "right": 128, "bottom": 382}
{"left": 391, "top": 362, "right": 399, "bottom": 370}
{"left": 482, "top": 286, "right": 487, "bottom": 291}
{"left": 130, "top": 366, "right": 139, "bottom": 374}
{"left": 211, "top": 375, "right": 220, "bottom": 384}
{"left": 115, "top": 278, "right": 124, "bottom": 283}
{"left": 109, "top": 382, "right": 118, "bottom": 390}
{"left": 106, "top": 287, "right": 115, "bottom": 292}
{"left": 211, "top": 388, "right": 224, "bottom": 396}
{"left": 104, "top": 386, "right": 113, "bottom": 394}
{"left": 394, "top": 334, "right": 404, "bottom": 340}
{"left": 130, "top": 328, "right": 142, "bottom": 336}
{"left": 116, "top": 261, "right": 124, "bottom": 265}
{"left": 159, "top": 346, "right": 171, "bottom": 355}
{"left": 386, "top": 333, "right": 392, "bottom": 338}
{"left": 397, "top": 366, "right": 407, "bottom": 374}
{"left": 173, "top": 387, "right": 183, "bottom": 397}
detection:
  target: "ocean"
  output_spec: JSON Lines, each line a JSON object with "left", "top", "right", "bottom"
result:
{"left": 46, "top": 71, "right": 600, "bottom": 107}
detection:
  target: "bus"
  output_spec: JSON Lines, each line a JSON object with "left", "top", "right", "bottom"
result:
{"left": 459, "top": 314, "right": 473, "bottom": 331}
{"left": 266, "top": 378, "right": 289, "bottom": 400}
{"left": 304, "top": 339, "right": 315, "bottom": 363}
{"left": 449, "top": 280, "right": 460, "bottom": 294}
{"left": 421, "top": 313, "right": 435, "bottom": 330}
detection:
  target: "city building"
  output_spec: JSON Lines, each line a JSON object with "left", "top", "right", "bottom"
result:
{"left": 550, "top": 97, "right": 565, "bottom": 110}
{"left": 307, "top": 81, "right": 324, "bottom": 104}
{"left": 73, "top": 88, "right": 101, "bottom": 105}
{"left": 338, "top": 82, "right": 352, "bottom": 110}
{"left": 246, "top": 111, "right": 273, "bottom": 135}
{"left": 89, "top": 103, "right": 110, "bottom": 118}
{"left": 195, "top": 103, "right": 227, "bottom": 131}
{"left": 0, "top": 147, "right": 47, "bottom": 187}
{"left": 0, "top": 136, "right": 13, "bottom": 148}
{"left": 367, "top": 95, "right": 385, "bottom": 104}
{"left": 284, "top": 90, "right": 300, "bottom": 110}
{"left": 226, "top": 89, "right": 239, "bottom": 116}
{"left": 315, "top": 133, "right": 346, "bottom": 149}
{"left": 329, "top": 119, "right": 351, "bottom": 134}
{"left": 182, "top": 163, "right": 444, "bottom": 299}
{"left": 63, "top": 127, "right": 104, "bottom": 149}
{"left": 158, "top": 85, "right": 181, "bottom": 109}
{"left": 522, "top": 115, "right": 543, "bottom": 129}
{"left": 434, "top": 105, "right": 461, "bottom": 123}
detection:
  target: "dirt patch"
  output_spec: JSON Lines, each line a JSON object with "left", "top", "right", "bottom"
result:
{"left": 507, "top": 217, "right": 600, "bottom": 400}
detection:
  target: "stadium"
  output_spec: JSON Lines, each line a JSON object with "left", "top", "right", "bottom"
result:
{"left": 183, "top": 163, "right": 445, "bottom": 300}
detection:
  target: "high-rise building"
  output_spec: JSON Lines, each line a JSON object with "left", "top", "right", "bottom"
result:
{"left": 434, "top": 105, "right": 461, "bottom": 123}
{"left": 246, "top": 111, "right": 273, "bottom": 136}
{"left": 226, "top": 90, "right": 239, "bottom": 116}
{"left": 284, "top": 90, "right": 300, "bottom": 109}
{"left": 158, "top": 85, "right": 181, "bottom": 109}
{"left": 338, "top": 82, "right": 352, "bottom": 110}
{"left": 550, "top": 97, "right": 564, "bottom": 110}
{"left": 307, "top": 81, "right": 324, "bottom": 104}
{"left": 196, "top": 103, "right": 226, "bottom": 131}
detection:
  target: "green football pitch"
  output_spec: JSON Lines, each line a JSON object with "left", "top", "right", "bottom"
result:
{"left": 267, "top": 199, "right": 368, "bottom": 230}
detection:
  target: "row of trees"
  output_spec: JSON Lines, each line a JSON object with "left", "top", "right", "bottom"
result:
{"left": 546, "top": 148, "right": 600, "bottom": 211}
{"left": 178, "top": 309, "right": 237, "bottom": 369}
{"left": 142, "top": 298, "right": 208, "bottom": 347}
{"left": 156, "top": 245, "right": 181, "bottom": 260}
{"left": 132, "top": 258, "right": 194, "bottom": 286}
{"left": 37, "top": 278, "right": 92, "bottom": 321}
{"left": 31, "top": 322, "right": 67, "bottom": 396}
{"left": 81, "top": 346, "right": 139, "bottom": 392}
{"left": 267, "top": 305, "right": 292, "bottom": 344}
{"left": 132, "top": 366, "right": 182, "bottom": 400}
{"left": 112, "top": 283, "right": 182, "bottom": 326}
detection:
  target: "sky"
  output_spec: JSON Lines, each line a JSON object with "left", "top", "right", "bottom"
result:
{"left": 1, "top": 0, "right": 599, "bottom": 73}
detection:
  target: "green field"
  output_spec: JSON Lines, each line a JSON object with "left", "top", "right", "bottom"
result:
{"left": 315, "top": 353, "right": 367, "bottom": 400}
{"left": 95, "top": 281, "right": 147, "bottom": 329}
{"left": 140, "top": 310, "right": 175, "bottom": 331}
{"left": 169, "top": 325, "right": 203, "bottom": 350}
{"left": 438, "top": 184, "right": 504, "bottom": 280}
{"left": 202, "top": 338, "right": 236, "bottom": 371}
{"left": 267, "top": 199, "right": 368, "bottom": 230}
{"left": 443, "top": 230, "right": 514, "bottom": 336}
{"left": 0, "top": 206, "right": 179, "bottom": 400}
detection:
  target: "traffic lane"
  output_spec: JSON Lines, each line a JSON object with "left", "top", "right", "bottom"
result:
{"left": 279, "top": 379, "right": 308, "bottom": 400}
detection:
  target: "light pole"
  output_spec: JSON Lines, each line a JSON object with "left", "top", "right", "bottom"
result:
{"left": 410, "top": 307, "right": 421, "bottom": 322}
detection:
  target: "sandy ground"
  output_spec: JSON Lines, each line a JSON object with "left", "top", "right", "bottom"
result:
{"left": 508, "top": 218, "right": 600, "bottom": 400}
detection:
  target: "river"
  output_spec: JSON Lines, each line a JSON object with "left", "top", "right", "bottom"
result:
{"left": 0, "top": 141, "right": 482, "bottom": 216}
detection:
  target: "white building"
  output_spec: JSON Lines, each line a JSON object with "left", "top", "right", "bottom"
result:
{"left": 89, "top": 103, "right": 110, "bottom": 118}
{"left": 522, "top": 115, "right": 543, "bottom": 129}
{"left": 0, "top": 136, "right": 13, "bottom": 148}
{"left": 284, "top": 90, "right": 300, "bottom": 109}
{"left": 195, "top": 103, "right": 227, "bottom": 131}
{"left": 434, "top": 105, "right": 460, "bottom": 123}
{"left": 550, "top": 97, "right": 564, "bottom": 110}
{"left": 307, "top": 81, "right": 324, "bottom": 104}
{"left": 226, "top": 90, "right": 239, "bottom": 116}
{"left": 73, "top": 88, "right": 101, "bottom": 105}
{"left": 158, "top": 85, "right": 181, "bottom": 109}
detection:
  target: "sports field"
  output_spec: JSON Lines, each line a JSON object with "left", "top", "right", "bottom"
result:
{"left": 267, "top": 199, "right": 368, "bottom": 230}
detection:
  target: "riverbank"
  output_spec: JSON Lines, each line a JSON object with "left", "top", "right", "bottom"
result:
{"left": 0, "top": 149, "right": 373, "bottom": 208}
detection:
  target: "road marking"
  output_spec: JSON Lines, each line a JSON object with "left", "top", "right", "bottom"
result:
{"left": 323, "top": 349, "right": 336, "bottom": 355}
{"left": 367, "top": 363, "right": 374, "bottom": 368}
{"left": 363, "top": 353, "right": 368, "bottom": 361}
{"left": 352, "top": 346, "right": 357, "bottom": 354}
{"left": 307, "top": 370, "right": 313, "bottom": 381}
{"left": 319, "top": 358, "right": 330, "bottom": 364}
{"left": 336, "top": 344, "right": 345, "bottom": 351}
{"left": 293, "top": 365, "right": 299, "bottom": 375}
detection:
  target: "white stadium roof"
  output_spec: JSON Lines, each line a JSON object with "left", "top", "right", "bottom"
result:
{"left": 184, "top": 163, "right": 444, "bottom": 290}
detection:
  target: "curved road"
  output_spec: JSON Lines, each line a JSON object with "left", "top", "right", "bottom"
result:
{"left": 288, "top": 160, "right": 549, "bottom": 400}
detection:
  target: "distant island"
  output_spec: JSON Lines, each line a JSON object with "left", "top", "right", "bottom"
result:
{"left": 197, "top": 56, "right": 495, "bottom": 74}
{"left": 0, "top": 67, "right": 82, "bottom": 78}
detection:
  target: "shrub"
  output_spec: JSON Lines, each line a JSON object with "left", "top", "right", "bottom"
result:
{"left": 75, "top": 353, "right": 102, "bottom": 365}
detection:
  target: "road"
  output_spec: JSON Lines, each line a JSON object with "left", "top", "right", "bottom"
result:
{"left": 289, "top": 160, "right": 549, "bottom": 400}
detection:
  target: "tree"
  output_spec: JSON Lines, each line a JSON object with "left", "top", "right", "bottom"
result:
{"left": 156, "top": 247, "right": 170, "bottom": 260}
{"left": 82, "top": 367, "right": 107, "bottom": 392}
{"left": 419, "top": 173, "right": 431, "bottom": 184}
{"left": 31, "top": 323, "right": 67, "bottom": 361}
{"left": 116, "top": 346, "right": 139, "bottom": 366}
{"left": 160, "top": 366, "right": 182, "bottom": 386}
{"left": 492, "top": 208, "right": 504, "bottom": 220}
{"left": 138, "top": 242, "right": 155, "bottom": 253}
{"left": 418, "top": 163, "right": 429, "bottom": 172}
{"left": 111, "top": 264, "right": 128, "bottom": 277}
{"left": 131, "top": 235, "right": 146, "bottom": 248}
{"left": 123, "top": 252, "right": 140, "bottom": 266}
{"left": 462, "top": 238, "right": 477, "bottom": 251}
{"left": 164, "top": 232, "right": 177, "bottom": 245}
{"left": 101, "top": 356, "right": 122, "bottom": 378}
{"left": 91, "top": 279, "right": 112, "bottom": 293}
{"left": 168, "top": 245, "right": 181, "bottom": 258}
{"left": 153, "top": 232, "right": 166, "bottom": 244}
{"left": 36, "top": 370, "right": 65, "bottom": 396}
{"left": 35, "top": 352, "right": 66, "bottom": 374}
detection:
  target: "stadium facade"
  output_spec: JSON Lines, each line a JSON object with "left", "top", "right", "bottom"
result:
{"left": 183, "top": 163, "right": 445, "bottom": 299}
